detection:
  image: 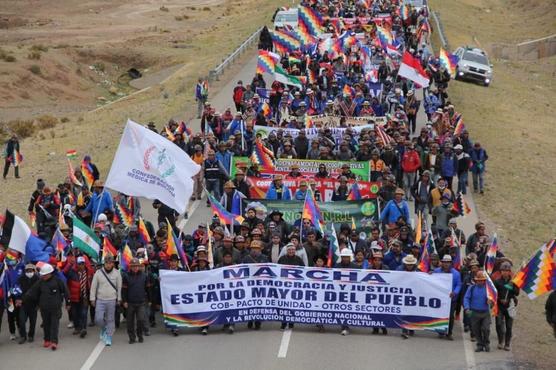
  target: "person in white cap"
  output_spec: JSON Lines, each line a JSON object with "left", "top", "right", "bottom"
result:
{"left": 433, "top": 254, "right": 462, "bottom": 340}
{"left": 454, "top": 144, "right": 471, "bottom": 195}
{"left": 25, "top": 263, "right": 70, "bottom": 351}
{"left": 90, "top": 255, "right": 122, "bottom": 346}
{"left": 335, "top": 248, "right": 358, "bottom": 336}
{"left": 399, "top": 255, "right": 419, "bottom": 339}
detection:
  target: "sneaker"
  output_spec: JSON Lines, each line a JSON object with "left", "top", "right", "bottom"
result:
{"left": 43, "top": 340, "right": 51, "bottom": 348}
{"left": 80, "top": 330, "right": 87, "bottom": 338}
{"left": 105, "top": 335, "right": 112, "bottom": 346}
{"left": 51, "top": 343, "right": 57, "bottom": 351}
{"left": 10, "top": 334, "right": 16, "bottom": 341}
{"left": 144, "top": 330, "right": 151, "bottom": 337}
{"left": 475, "top": 346, "right": 483, "bottom": 352}
{"left": 254, "top": 322, "right": 261, "bottom": 330}
{"left": 280, "top": 323, "right": 287, "bottom": 330}
{"left": 247, "top": 321, "right": 253, "bottom": 329}
{"left": 201, "top": 328, "right": 208, "bottom": 335}
{"left": 504, "top": 345, "right": 510, "bottom": 351}
{"left": 67, "top": 322, "right": 74, "bottom": 329}
{"left": 172, "top": 329, "right": 179, "bottom": 337}
{"left": 485, "top": 345, "right": 490, "bottom": 352}
{"left": 446, "top": 334, "right": 454, "bottom": 341}
{"left": 341, "top": 329, "right": 349, "bottom": 336}
{"left": 288, "top": 323, "right": 294, "bottom": 329}
{"left": 401, "top": 333, "right": 409, "bottom": 339}
{"left": 18, "top": 337, "right": 27, "bottom": 344}
{"left": 72, "top": 329, "right": 80, "bottom": 335}
{"left": 470, "top": 336, "right": 476, "bottom": 342}
{"left": 372, "top": 328, "right": 379, "bottom": 335}
{"left": 28, "top": 337, "right": 34, "bottom": 343}
{"left": 497, "top": 343, "right": 504, "bottom": 350}
{"left": 381, "top": 328, "right": 388, "bottom": 335}
{"left": 129, "top": 338, "right": 136, "bottom": 344}
{"left": 464, "top": 326, "right": 470, "bottom": 333}
{"left": 228, "top": 325, "right": 234, "bottom": 334}
{"left": 138, "top": 337, "right": 144, "bottom": 343}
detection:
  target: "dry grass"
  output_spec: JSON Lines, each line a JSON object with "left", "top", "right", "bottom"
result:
{"left": 0, "top": 0, "right": 289, "bottom": 212}
{"left": 430, "top": 0, "right": 556, "bottom": 368}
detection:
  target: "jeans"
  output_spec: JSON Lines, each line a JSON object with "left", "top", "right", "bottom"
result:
{"left": 403, "top": 172, "right": 417, "bottom": 198}
{"left": 472, "top": 172, "right": 484, "bottom": 192}
{"left": 495, "top": 308, "right": 513, "bottom": 346}
{"left": 94, "top": 299, "right": 116, "bottom": 336}
{"left": 41, "top": 307, "right": 61, "bottom": 344}
{"left": 18, "top": 306, "right": 38, "bottom": 339}
{"left": 205, "top": 178, "right": 221, "bottom": 203}
{"left": 71, "top": 301, "right": 88, "bottom": 331}
{"left": 457, "top": 172, "right": 468, "bottom": 195}
{"left": 471, "top": 310, "right": 491, "bottom": 349}
{"left": 126, "top": 303, "right": 146, "bottom": 340}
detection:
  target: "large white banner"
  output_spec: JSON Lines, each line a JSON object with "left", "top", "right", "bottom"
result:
{"left": 105, "top": 119, "right": 201, "bottom": 214}
{"left": 160, "top": 264, "right": 452, "bottom": 331}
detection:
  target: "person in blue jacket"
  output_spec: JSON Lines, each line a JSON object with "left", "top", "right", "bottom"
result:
{"left": 433, "top": 255, "right": 462, "bottom": 340}
{"left": 438, "top": 144, "right": 458, "bottom": 191}
{"left": 380, "top": 188, "right": 410, "bottom": 226}
{"left": 82, "top": 180, "right": 113, "bottom": 224}
{"left": 1, "top": 254, "right": 25, "bottom": 340}
{"left": 265, "top": 175, "right": 291, "bottom": 200}
{"left": 464, "top": 271, "right": 492, "bottom": 352}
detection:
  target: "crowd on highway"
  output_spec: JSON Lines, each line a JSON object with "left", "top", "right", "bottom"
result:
{"left": 5, "top": 0, "right": 550, "bottom": 356}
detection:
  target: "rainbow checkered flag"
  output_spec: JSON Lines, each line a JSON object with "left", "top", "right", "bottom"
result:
{"left": 512, "top": 239, "right": 556, "bottom": 299}
{"left": 452, "top": 192, "right": 471, "bottom": 216}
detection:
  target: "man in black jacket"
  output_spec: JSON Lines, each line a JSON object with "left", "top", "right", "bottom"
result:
{"left": 25, "top": 263, "right": 70, "bottom": 350}
{"left": 122, "top": 258, "right": 150, "bottom": 344}
{"left": 278, "top": 244, "right": 305, "bottom": 330}
{"left": 15, "top": 264, "right": 40, "bottom": 344}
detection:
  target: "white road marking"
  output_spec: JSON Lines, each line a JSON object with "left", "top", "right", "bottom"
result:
{"left": 277, "top": 329, "right": 292, "bottom": 358}
{"left": 80, "top": 341, "right": 105, "bottom": 370}
{"left": 460, "top": 320, "right": 476, "bottom": 369}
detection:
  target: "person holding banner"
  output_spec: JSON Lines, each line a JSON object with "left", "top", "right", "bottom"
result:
{"left": 278, "top": 244, "right": 305, "bottom": 330}
{"left": 242, "top": 241, "right": 268, "bottom": 330}
{"left": 335, "top": 249, "right": 359, "bottom": 336}
{"left": 433, "top": 255, "right": 462, "bottom": 341}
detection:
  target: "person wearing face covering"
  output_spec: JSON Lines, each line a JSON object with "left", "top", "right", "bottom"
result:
{"left": 14, "top": 264, "right": 40, "bottom": 344}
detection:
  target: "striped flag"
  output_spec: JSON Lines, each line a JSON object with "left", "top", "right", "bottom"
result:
{"left": 67, "top": 158, "right": 83, "bottom": 187}
{"left": 138, "top": 217, "right": 151, "bottom": 244}
{"left": 66, "top": 149, "right": 78, "bottom": 159}
{"left": 485, "top": 234, "right": 498, "bottom": 275}
{"left": 326, "top": 223, "right": 342, "bottom": 267}
{"left": 51, "top": 227, "right": 68, "bottom": 262}
{"left": 72, "top": 217, "right": 101, "bottom": 261}
{"left": 102, "top": 237, "right": 118, "bottom": 261}
{"left": 250, "top": 138, "right": 275, "bottom": 171}
{"left": 418, "top": 231, "right": 432, "bottom": 273}
{"left": 376, "top": 124, "right": 394, "bottom": 145}
{"left": 347, "top": 183, "right": 362, "bottom": 200}
{"left": 270, "top": 29, "right": 300, "bottom": 54}
{"left": 81, "top": 160, "right": 95, "bottom": 189}
{"left": 485, "top": 272, "right": 499, "bottom": 316}
{"left": 414, "top": 211, "right": 423, "bottom": 245}
{"left": 302, "top": 189, "right": 324, "bottom": 234}
{"left": 206, "top": 192, "right": 244, "bottom": 226}
{"left": 120, "top": 244, "right": 133, "bottom": 271}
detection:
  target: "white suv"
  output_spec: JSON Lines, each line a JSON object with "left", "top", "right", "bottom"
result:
{"left": 454, "top": 47, "right": 493, "bottom": 86}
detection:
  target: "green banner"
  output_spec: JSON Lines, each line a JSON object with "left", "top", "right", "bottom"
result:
{"left": 231, "top": 156, "right": 370, "bottom": 181}
{"left": 257, "top": 199, "right": 378, "bottom": 230}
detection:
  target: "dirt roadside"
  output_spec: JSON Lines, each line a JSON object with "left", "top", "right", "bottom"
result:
{"left": 429, "top": 0, "right": 556, "bottom": 368}
{"left": 0, "top": 0, "right": 290, "bottom": 214}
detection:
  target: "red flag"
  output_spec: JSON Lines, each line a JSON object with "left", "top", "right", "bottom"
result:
{"left": 397, "top": 51, "right": 430, "bottom": 87}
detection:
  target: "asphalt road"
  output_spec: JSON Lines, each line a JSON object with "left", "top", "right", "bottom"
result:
{"left": 0, "top": 53, "right": 516, "bottom": 370}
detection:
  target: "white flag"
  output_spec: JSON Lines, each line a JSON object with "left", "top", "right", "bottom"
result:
{"left": 105, "top": 119, "right": 201, "bottom": 214}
